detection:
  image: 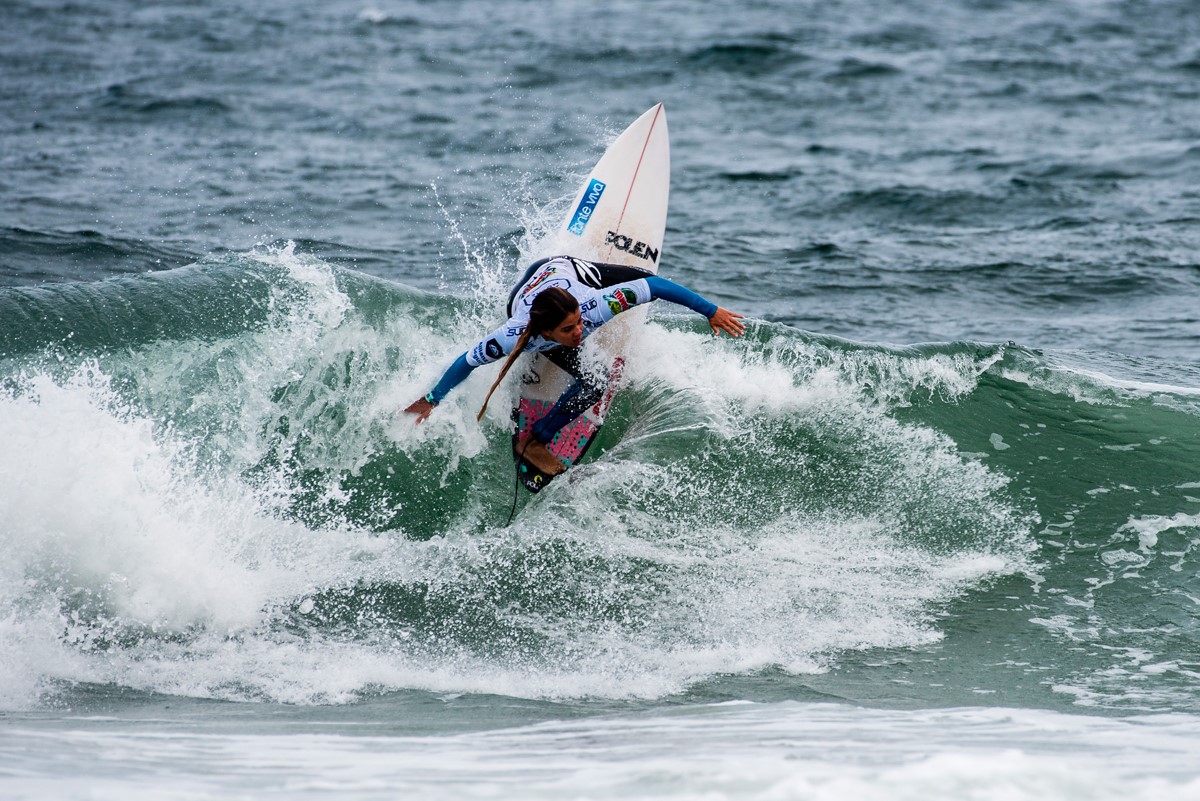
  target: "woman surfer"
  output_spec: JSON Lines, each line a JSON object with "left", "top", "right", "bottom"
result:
{"left": 405, "top": 256, "right": 745, "bottom": 475}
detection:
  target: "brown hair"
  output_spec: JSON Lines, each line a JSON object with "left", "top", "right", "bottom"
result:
{"left": 476, "top": 286, "right": 579, "bottom": 421}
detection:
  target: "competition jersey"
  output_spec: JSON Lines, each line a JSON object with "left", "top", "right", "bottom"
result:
{"left": 464, "top": 257, "right": 651, "bottom": 367}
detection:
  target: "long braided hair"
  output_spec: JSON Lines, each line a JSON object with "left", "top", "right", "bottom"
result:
{"left": 477, "top": 286, "right": 579, "bottom": 421}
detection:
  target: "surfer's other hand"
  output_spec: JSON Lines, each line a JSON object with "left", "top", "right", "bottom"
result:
{"left": 708, "top": 308, "right": 746, "bottom": 337}
{"left": 404, "top": 397, "right": 436, "bottom": 424}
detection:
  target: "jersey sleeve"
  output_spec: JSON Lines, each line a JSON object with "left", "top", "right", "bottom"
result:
{"left": 591, "top": 278, "right": 654, "bottom": 324}
{"left": 464, "top": 320, "right": 525, "bottom": 367}
{"left": 590, "top": 276, "right": 719, "bottom": 326}
{"left": 426, "top": 320, "right": 526, "bottom": 404}
{"left": 644, "top": 276, "right": 719, "bottom": 318}
{"left": 427, "top": 354, "right": 474, "bottom": 404}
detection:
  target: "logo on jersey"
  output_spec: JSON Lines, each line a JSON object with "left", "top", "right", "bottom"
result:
{"left": 471, "top": 338, "right": 506, "bottom": 364}
{"left": 570, "top": 257, "right": 602, "bottom": 287}
{"left": 567, "top": 179, "right": 606, "bottom": 236}
{"left": 605, "top": 287, "right": 638, "bottom": 315}
{"left": 518, "top": 268, "right": 572, "bottom": 307}
{"left": 522, "top": 268, "right": 556, "bottom": 295}
{"left": 605, "top": 231, "right": 659, "bottom": 263}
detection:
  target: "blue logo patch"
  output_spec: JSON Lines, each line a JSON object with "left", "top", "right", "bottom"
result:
{"left": 567, "top": 178, "right": 606, "bottom": 236}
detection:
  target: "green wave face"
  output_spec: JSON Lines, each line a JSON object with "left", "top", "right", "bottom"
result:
{"left": 1, "top": 246, "right": 1196, "bottom": 711}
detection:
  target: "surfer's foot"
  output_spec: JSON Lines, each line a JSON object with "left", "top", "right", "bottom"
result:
{"left": 519, "top": 437, "right": 566, "bottom": 476}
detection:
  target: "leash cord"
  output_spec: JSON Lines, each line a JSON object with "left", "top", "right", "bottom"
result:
{"left": 505, "top": 437, "right": 532, "bottom": 526}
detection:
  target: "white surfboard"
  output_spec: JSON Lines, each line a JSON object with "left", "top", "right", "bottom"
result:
{"left": 513, "top": 104, "right": 670, "bottom": 492}
{"left": 550, "top": 102, "right": 670, "bottom": 269}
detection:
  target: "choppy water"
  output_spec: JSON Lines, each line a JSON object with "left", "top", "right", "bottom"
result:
{"left": 3, "top": 0, "right": 1200, "bottom": 799}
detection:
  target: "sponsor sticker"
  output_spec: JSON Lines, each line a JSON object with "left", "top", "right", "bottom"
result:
{"left": 484, "top": 338, "right": 503, "bottom": 360}
{"left": 604, "top": 230, "right": 659, "bottom": 263}
{"left": 518, "top": 270, "right": 571, "bottom": 306}
{"left": 567, "top": 179, "right": 606, "bottom": 236}
{"left": 604, "top": 287, "right": 638, "bottom": 315}
{"left": 570, "top": 257, "right": 602, "bottom": 287}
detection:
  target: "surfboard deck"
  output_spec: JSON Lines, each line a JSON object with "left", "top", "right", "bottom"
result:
{"left": 513, "top": 103, "right": 669, "bottom": 493}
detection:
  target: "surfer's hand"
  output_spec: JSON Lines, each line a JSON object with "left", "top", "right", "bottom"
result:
{"left": 404, "top": 397, "right": 436, "bottom": 424}
{"left": 708, "top": 307, "right": 746, "bottom": 337}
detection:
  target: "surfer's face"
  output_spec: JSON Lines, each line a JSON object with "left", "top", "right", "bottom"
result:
{"left": 544, "top": 309, "right": 584, "bottom": 347}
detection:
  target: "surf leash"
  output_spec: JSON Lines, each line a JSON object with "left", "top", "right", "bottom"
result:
{"left": 505, "top": 437, "right": 532, "bottom": 526}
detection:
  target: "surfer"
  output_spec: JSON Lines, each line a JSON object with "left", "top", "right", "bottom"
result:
{"left": 405, "top": 256, "right": 745, "bottom": 475}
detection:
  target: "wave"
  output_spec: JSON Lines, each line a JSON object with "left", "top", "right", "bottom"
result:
{"left": 0, "top": 227, "right": 198, "bottom": 287}
{"left": 0, "top": 245, "right": 1197, "bottom": 711}
{"left": 683, "top": 37, "right": 809, "bottom": 76}
{"left": 830, "top": 184, "right": 1081, "bottom": 227}
{"left": 95, "top": 83, "right": 235, "bottom": 122}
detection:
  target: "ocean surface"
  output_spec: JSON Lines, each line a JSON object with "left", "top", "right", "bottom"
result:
{"left": 2, "top": 0, "right": 1200, "bottom": 798}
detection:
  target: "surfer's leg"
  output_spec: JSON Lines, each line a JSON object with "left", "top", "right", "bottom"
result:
{"left": 520, "top": 379, "right": 597, "bottom": 477}
{"left": 520, "top": 378, "right": 602, "bottom": 477}
{"left": 516, "top": 347, "right": 606, "bottom": 478}
{"left": 530, "top": 380, "right": 603, "bottom": 444}
{"left": 529, "top": 346, "right": 605, "bottom": 444}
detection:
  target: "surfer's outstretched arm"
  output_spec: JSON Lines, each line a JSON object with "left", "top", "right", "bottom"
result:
{"left": 604, "top": 275, "right": 746, "bottom": 337}
{"left": 405, "top": 321, "right": 521, "bottom": 422}
{"left": 403, "top": 353, "right": 473, "bottom": 423}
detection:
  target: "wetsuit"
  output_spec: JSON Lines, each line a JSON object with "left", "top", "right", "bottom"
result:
{"left": 425, "top": 256, "right": 719, "bottom": 443}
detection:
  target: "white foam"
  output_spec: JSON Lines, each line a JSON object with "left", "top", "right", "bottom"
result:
{"left": 0, "top": 371, "right": 272, "bottom": 631}
{"left": 357, "top": 7, "right": 389, "bottom": 24}
{"left": 0, "top": 364, "right": 414, "bottom": 706}
{"left": 1120, "top": 512, "right": 1200, "bottom": 551}
{"left": 4, "top": 703, "right": 1200, "bottom": 801}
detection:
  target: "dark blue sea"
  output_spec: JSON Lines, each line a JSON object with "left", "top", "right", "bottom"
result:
{"left": 3, "top": 1, "right": 1200, "bottom": 798}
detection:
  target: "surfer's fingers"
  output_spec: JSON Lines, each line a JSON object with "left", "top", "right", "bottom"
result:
{"left": 710, "top": 308, "right": 746, "bottom": 337}
{"left": 404, "top": 399, "right": 435, "bottom": 423}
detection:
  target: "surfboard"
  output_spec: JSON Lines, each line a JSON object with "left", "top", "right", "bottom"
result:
{"left": 512, "top": 103, "right": 670, "bottom": 493}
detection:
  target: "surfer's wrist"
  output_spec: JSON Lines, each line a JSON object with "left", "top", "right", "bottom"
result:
{"left": 424, "top": 392, "right": 438, "bottom": 406}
